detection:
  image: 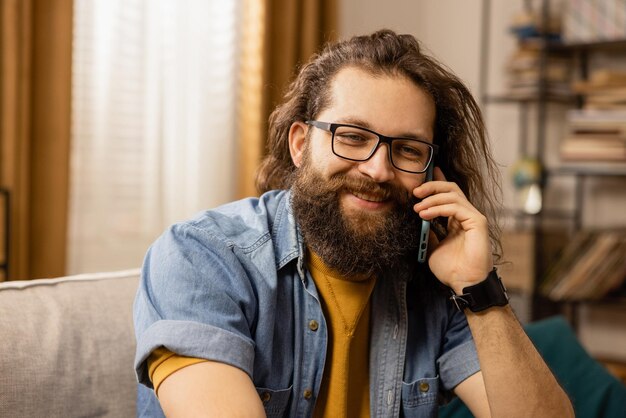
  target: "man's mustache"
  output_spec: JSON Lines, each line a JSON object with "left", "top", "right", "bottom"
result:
{"left": 325, "top": 173, "right": 413, "bottom": 206}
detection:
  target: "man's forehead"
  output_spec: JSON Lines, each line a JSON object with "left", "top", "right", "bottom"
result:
{"left": 320, "top": 65, "right": 436, "bottom": 137}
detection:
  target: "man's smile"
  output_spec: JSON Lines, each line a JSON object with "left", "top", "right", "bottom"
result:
{"left": 350, "top": 190, "right": 389, "bottom": 203}
{"left": 343, "top": 190, "right": 394, "bottom": 211}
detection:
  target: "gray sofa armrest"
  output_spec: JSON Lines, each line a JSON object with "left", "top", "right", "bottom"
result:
{"left": 0, "top": 269, "right": 140, "bottom": 418}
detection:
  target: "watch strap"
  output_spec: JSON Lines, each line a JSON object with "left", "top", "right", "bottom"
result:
{"left": 450, "top": 269, "right": 509, "bottom": 312}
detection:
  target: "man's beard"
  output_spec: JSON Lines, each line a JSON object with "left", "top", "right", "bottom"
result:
{"left": 290, "top": 157, "right": 423, "bottom": 278}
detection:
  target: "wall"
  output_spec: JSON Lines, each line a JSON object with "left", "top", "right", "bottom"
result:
{"left": 339, "top": 0, "right": 626, "bottom": 361}
{"left": 340, "top": 0, "right": 483, "bottom": 93}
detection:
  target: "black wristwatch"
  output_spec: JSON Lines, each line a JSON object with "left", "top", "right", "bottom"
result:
{"left": 450, "top": 269, "right": 509, "bottom": 312}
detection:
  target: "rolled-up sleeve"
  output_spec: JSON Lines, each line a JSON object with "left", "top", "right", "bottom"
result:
{"left": 133, "top": 222, "right": 258, "bottom": 388}
{"left": 437, "top": 303, "right": 480, "bottom": 391}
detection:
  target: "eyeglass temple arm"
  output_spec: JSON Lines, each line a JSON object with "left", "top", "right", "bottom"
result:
{"left": 305, "top": 120, "right": 332, "bottom": 131}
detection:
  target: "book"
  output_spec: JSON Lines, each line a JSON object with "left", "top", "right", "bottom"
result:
{"left": 549, "top": 232, "right": 619, "bottom": 299}
{"left": 541, "top": 230, "right": 626, "bottom": 301}
{"left": 572, "top": 70, "right": 626, "bottom": 92}
{"left": 587, "top": 242, "right": 626, "bottom": 299}
{"left": 573, "top": 239, "right": 626, "bottom": 299}
{"left": 560, "top": 134, "right": 626, "bottom": 161}
{"left": 541, "top": 231, "right": 594, "bottom": 294}
{"left": 560, "top": 109, "right": 626, "bottom": 161}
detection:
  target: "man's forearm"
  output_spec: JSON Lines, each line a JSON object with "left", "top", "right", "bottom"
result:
{"left": 466, "top": 305, "right": 574, "bottom": 418}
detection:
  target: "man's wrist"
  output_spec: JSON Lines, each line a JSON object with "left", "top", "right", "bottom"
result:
{"left": 449, "top": 267, "right": 494, "bottom": 296}
{"left": 450, "top": 269, "right": 509, "bottom": 312}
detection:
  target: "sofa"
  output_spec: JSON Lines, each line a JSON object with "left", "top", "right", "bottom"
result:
{"left": 2, "top": 269, "right": 625, "bottom": 418}
{"left": 0, "top": 269, "right": 140, "bottom": 418}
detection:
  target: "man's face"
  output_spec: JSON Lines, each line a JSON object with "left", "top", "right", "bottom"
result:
{"left": 289, "top": 66, "right": 437, "bottom": 277}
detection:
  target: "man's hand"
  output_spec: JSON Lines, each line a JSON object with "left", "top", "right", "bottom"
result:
{"left": 415, "top": 167, "right": 574, "bottom": 417}
{"left": 413, "top": 167, "right": 493, "bottom": 293}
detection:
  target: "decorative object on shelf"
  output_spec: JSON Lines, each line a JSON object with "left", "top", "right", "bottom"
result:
{"left": 512, "top": 157, "right": 544, "bottom": 214}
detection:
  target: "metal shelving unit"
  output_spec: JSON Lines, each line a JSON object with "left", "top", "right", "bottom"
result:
{"left": 481, "top": 0, "right": 626, "bottom": 324}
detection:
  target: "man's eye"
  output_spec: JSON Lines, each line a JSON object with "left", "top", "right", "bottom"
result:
{"left": 336, "top": 133, "right": 368, "bottom": 144}
{"left": 399, "top": 145, "right": 423, "bottom": 157}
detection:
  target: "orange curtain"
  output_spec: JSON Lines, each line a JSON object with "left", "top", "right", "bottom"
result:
{"left": 237, "top": 0, "right": 337, "bottom": 198}
{"left": 0, "top": 0, "right": 73, "bottom": 280}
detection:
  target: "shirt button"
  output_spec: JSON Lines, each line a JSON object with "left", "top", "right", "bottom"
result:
{"left": 419, "top": 382, "right": 430, "bottom": 393}
{"left": 303, "top": 389, "right": 313, "bottom": 400}
{"left": 308, "top": 320, "right": 319, "bottom": 331}
{"left": 260, "top": 391, "right": 271, "bottom": 403}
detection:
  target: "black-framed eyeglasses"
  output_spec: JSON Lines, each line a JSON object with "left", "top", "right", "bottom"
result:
{"left": 305, "top": 120, "right": 438, "bottom": 174}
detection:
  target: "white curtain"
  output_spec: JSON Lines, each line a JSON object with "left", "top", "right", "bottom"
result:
{"left": 68, "top": 0, "right": 241, "bottom": 273}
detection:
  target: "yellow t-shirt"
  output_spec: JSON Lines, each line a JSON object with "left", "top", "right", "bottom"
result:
{"left": 147, "top": 347, "right": 206, "bottom": 395}
{"left": 147, "top": 251, "right": 376, "bottom": 418}
{"left": 308, "top": 251, "right": 376, "bottom": 418}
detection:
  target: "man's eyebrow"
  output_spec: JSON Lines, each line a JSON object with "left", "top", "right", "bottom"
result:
{"left": 335, "top": 116, "right": 430, "bottom": 141}
{"left": 335, "top": 116, "right": 372, "bottom": 129}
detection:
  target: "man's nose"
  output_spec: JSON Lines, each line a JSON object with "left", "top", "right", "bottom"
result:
{"left": 358, "top": 144, "right": 395, "bottom": 183}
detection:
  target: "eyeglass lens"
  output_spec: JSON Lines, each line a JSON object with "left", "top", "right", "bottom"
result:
{"left": 332, "top": 125, "right": 432, "bottom": 173}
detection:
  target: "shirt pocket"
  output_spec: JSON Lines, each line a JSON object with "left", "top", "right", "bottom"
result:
{"left": 256, "top": 386, "right": 292, "bottom": 418}
{"left": 401, "top": 376, "right": 440, "bottom": 418}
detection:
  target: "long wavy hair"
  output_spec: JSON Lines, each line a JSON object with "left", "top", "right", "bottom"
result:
{"left": 255, "top": 29, "right": 502, "bottom": 260}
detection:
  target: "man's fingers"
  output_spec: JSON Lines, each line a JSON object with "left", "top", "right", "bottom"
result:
{"left": 416, "top": 202, "right": 479, "bottom": 225}
{"left": 414, "top": 191, "right": 472, "bottom": 212}
{"left": 414, "top": 182, "right": 462, "bottom": 200}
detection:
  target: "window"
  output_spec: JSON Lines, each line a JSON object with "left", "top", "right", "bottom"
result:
{"left": 69, "top": 0, "right": 242, "bottom": 273}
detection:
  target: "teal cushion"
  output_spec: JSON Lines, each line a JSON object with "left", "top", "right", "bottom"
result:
{"left": 439, "top": 315, "right": 626, "bottom": 417}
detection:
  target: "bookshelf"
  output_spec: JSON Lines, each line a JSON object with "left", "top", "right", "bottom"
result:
{"left": 481, "top": 0, "right": 626, "bottom": 327}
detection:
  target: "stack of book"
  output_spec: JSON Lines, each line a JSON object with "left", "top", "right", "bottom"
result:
{"left": 504, "top": 40, "right": 572, "bottom": 98}
{"left": 506, "top": 8, "right": 570, "bottom": 99}
{"left": 560, "top": 108, "right": 626, "bottom": 161}
{"left": 540, "top": 230, "right": 626, "bottom": 301}
{"left": 573, "top": 69, "right": 626, "bottom": 110}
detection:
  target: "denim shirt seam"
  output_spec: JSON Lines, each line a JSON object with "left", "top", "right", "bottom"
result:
{"left": 393, "top": 278, "right": 409, "bottom": 417}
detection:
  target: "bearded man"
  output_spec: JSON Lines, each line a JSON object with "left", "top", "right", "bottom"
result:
{"left": 133, "top": 30, "right": 573, "bottom": 418}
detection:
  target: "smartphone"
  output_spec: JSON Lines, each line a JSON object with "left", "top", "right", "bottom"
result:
{"left": 417, "top": 164, "right": 434, "bottom": 263}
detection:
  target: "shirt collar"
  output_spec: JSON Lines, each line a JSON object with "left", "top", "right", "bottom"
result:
{"left": 270, "top": 189, "right": 305, "bottom": 275}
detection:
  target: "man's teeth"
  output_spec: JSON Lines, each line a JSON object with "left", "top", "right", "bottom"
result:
{"left": 352, "top": 191, "right": 387, "bottom": 202}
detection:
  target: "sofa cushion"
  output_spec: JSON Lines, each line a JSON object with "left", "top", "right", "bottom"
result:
{"left": 0, "top": 269, "right": 140, "bottom": 418}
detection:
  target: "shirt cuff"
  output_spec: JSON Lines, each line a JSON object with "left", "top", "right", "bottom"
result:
{"left": 438, "top": 339, "right": 481, "bottom": 391}
{"left": 135, "top": 319, "right": 255, "bottom": 388}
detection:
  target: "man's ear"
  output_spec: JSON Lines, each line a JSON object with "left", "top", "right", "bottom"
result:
{"left": 288, "top": 121, "right": 308, "bottom": 168}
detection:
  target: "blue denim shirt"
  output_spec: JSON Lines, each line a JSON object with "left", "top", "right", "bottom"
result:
{"left": 133, "top": 190, "right": 479, "bottom": 418}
